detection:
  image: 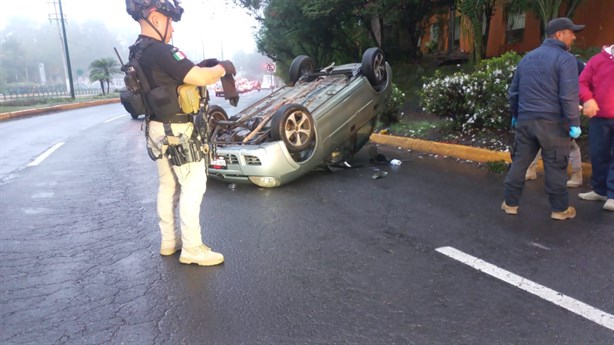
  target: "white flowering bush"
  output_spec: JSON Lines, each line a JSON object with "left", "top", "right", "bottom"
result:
{"left": 378, "top": 83, "right": 406, "bottom": 123}
{"left": 420, "top": 51, "right": 521, "bottom": 131}
{"left": 419, "top": 70, "right": 472, "bottom": 130}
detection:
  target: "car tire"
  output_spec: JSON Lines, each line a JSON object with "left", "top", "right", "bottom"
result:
{"left": 288, "top": 55, "right": 315, "bottom": 86}
{"left": 207, "top": 105, "right": 228, "bottom": 133}
{"left": 361, "top": 47, "right": 387, "bottom": 89}
{"left": 270, "top": 103, "right": 315, "bottom": 152}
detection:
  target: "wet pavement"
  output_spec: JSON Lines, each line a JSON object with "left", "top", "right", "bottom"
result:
{"left": 1, "top": 103, "right": 612, "bottom": 344}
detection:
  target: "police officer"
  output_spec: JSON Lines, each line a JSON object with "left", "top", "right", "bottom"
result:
{"left": 126, "top": 0, "right": 236, "bottom": 266}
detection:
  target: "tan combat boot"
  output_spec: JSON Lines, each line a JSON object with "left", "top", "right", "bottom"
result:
{"left": 551, "top": 206, "right": 576, "bottom": 220}
{"left": 501, "top": 201, "right": 518, "bottom": 215}
{"left": 566, "top": 170, "right": 583, "bottom": 188}
{"left": 179, "top": 244, "right": 224, "bottom": 266}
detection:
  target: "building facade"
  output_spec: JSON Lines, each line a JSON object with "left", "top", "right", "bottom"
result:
{"left": 420, "top": 0, "right": 613, "bottom": 58}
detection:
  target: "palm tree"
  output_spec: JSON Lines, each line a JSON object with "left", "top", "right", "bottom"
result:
{"left": 533, "top": 0, "right": 584, "bottom": 37}
{"left": 89, "top": 58, "right": 119, "bottom": 95}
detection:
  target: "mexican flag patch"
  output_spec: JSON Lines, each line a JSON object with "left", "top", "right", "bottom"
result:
{"left": 172, "top": 48, "right": 186, "bottom": 61}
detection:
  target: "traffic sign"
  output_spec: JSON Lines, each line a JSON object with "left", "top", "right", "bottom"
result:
{"left": 265, "top": 63, "right": 276, "bottom": 73}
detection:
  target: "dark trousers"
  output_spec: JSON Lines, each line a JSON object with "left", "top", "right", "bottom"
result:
{"left": 588, "top": 117, "right": 614, "bottom": 198}
{"left": 504, "top": 119, "right": 570, "bottom": 212}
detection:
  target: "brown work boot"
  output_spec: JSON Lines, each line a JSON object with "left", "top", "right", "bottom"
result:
{"left": 551, "top": 206, "right": 576, "bottom": 220}
{"left": 525, "top": 165, "right": 537, "bottom": 181}
{"left": 501, "top": 201, "right": 518, "bottom": 215}
{"left": 566, "top": 170, "right": 583, "bottom": 188}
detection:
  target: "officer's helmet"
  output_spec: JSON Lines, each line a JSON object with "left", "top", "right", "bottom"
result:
{"left": 126, "top": 0, "right": 184, "bottom": 22}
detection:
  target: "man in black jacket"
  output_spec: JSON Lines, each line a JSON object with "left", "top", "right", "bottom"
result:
{"left": 502, "top": 17, "right": 585, "bottom": 220}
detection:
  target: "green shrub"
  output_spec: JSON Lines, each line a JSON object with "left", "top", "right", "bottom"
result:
{"left": 485, "top": 160, "right": 509, "bottom": 174}
{"left": 420, "top": 51, "right": 521, "bottom": 131}
{"left": 378, "top": 83, "right": 406, "bottom": 124}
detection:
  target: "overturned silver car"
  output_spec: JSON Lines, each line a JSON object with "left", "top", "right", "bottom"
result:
{"left": 206, "top": 47, "right": 392, "bottom": 187}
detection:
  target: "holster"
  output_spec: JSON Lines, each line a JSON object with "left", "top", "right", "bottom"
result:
{"left": 164, "top": 134, "right": 204, "bottom": 166}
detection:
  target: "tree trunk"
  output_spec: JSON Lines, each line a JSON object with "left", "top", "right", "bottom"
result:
{"left": 98, "top": 80, "right": 105, "bottom": 95}
{"left": 536, "top": 0, "right": 563, "bottom": 38}
{"left": 370, "top": 16, "right": 382, "bottom": 47}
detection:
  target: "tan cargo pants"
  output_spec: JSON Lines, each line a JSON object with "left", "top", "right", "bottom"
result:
{"left": 148, "top": 121, "right": 207, "bottom": 249}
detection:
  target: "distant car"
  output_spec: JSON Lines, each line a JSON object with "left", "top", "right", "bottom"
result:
{"left": 214, "top": 83, "right": 224, "bottom": 97}
{"left": 206, "top": 47, "right": 391, "bottom": 188}
{"left": 236, "top": 81, "right": 250, "bottom": 93}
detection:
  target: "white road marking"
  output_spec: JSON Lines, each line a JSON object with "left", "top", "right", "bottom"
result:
{"left": 27, "top": 142, "right": 65, "bottom": 167}
{"left": 104, "top": 114, "right": 126, "bottom": 123}
{"left": 529, "top": 241, "right": 552, "bottom": 250}
{"left": 436, "top": 246, "right": 614, "bottom": 331}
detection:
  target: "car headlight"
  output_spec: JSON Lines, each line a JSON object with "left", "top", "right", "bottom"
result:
{"left": 248, "top": 176, "right": 281, "bottom": 188}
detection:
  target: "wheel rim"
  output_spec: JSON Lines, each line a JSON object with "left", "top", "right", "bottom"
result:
{"left": 284, "top": 110, "right": 312, "bottom": 147}
{"left": 211, "top": 112, "right": 226, "bottom": 122}
{"left": 300, "top": 64, "right": 313, "bottom": 78}
{"left": 373, "top": 52, "right": 385, "bottom": 82}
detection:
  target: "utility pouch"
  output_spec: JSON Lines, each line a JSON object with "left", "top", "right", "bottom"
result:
{"left": 120, "top": 89, "right": 148, "bottom": 117}
{"left": 147, "top": 86, "right": 182, "bottom": 121}
{"left": 177, "top": 84, "right": 201, "bottom": 114}
{"left": 164, "top": 135, "right": 204, "bottom": 166}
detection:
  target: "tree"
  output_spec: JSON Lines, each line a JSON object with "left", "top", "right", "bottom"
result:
{"left": 234, "top": 0, "right": 453, "bottom": 68}
{"left": 533, "top": 0, "right": 583, "bottom": 37}
{"left": 456, "top": 0, "right": 499, "bottom": 64}
{"left": 88, "top": 58, "right": 119, "bottom": 94}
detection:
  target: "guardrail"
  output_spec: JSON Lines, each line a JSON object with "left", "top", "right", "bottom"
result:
{"left": 0, "top": 87, "right": 105, "bottom": 101}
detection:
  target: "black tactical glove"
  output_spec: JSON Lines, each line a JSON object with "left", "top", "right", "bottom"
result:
{"left": 197, "top": 58, "right": 220, "bottom": 68}
{"left": 219, "top": 60, "right": 237, "bottom": 76}
{"left": 221, "top": 75, "right": 239, "bottom": 107}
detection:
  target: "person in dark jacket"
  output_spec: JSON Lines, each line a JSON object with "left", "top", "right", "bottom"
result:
{"left": 524, "top": 57, "right": 585, "bottom": 187}
{"left": 502, "top": 17, "right": 585, "bottom": 220}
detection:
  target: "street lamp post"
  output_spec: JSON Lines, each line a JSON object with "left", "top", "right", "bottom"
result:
{"left": 57, "top": 0, "right": 75, "bottom": 99}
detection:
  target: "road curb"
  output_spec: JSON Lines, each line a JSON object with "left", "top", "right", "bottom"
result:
{"left": 370, "top": 133, "right": 592, "bottom": 178}
{"left": 0, "top": 98, "right": 120, "bottom": 121}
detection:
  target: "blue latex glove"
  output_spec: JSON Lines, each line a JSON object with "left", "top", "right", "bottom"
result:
{"left": 511, "top": 117, "right": 517, "bottom": 128}
{"left": 569, "top": 126, "right": 581, "bottom": 139}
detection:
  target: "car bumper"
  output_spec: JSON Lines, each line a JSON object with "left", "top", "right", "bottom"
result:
{"left": 207, "top": 141, "right": 302, "bottom": 187}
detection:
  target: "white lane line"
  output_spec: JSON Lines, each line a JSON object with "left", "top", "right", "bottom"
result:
{"left": 104, "top": 114, "right": 126, "bottom": 123}
{"left": 436, "top": 246, "right": 614, "bottom": 331}
{"left": 27, "top": 142, "right": 65, "bottom": 167}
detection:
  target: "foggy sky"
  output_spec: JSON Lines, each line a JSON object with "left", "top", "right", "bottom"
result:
{"left": 1, "top": 0, "right": 259, "bottom": 61}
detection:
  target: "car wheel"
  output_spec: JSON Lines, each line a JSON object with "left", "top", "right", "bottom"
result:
{"left": 270, "top": 103, "right": 315, "bottom": 152}
{"left": 207, "top": 105, "right": 228, "bottom": 133}
{"left": 361, "top": 47, "right": 387, "bottom": 88}
{"left": 288, "top": 56, "right": 315, "bottom": 86}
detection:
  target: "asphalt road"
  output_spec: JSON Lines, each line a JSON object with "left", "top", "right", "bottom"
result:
{"left": 1, "top": 93, "right": 612, "bottom": 344}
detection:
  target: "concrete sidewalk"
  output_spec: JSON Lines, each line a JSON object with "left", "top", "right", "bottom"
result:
{"left": 0, "top": 98, "right": 592, "bottom": 179}
{"left": 0, "top": 98, "right": 120, "bottom": 121}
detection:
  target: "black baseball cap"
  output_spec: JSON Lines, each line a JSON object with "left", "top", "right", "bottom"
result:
{"left": 545, "top": 17, "right": 585, "bottom": 35}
